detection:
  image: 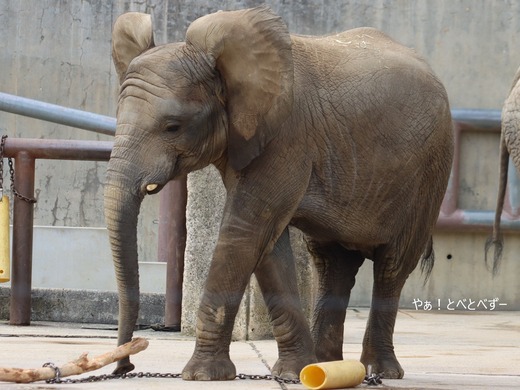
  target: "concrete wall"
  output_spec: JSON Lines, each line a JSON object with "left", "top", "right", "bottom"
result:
{"left": 3, "top": 0, "right": 520, "bottom": 232}
{"left": 1, "top": 0, "right": 519, "bottom": 336}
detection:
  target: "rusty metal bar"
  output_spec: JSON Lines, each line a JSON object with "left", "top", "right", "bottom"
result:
{"left": 158, "top": 177, "right": 187, "bottom": 329}
{"left": 9, "top": 152, "right": 35, "bottom": 325}
{"left": 436, "top": 118, "right": 520, "bottom": 233}
{"left": 3, "top": 138, "right": 113, "bottom": 325}
{"left": 3, "top": 138, "right": 112, "bottom": 161}
{"left": 2, "top": 137, "right": 186, "bottom": 327}
{"left": 438, "top": 121, "right": 465, "bottom": 226}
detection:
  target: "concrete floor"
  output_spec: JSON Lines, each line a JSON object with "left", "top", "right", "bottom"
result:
{"left": 0, "top": 308, "right": 518, "bottom": 389}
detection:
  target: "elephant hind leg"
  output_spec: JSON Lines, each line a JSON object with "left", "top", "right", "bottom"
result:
{"left": 307, "top": 241, "right": 365, "bottom": 362}
{"left": 361, "top": 245, "right": 421, "bottom": 379}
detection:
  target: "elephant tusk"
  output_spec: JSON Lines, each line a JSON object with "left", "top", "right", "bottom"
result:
{"left": 146, "top": 184, "right": 158, "bottom": 192}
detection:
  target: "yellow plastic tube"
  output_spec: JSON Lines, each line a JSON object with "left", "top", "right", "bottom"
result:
{"left": 0, "top": 196, "right": 10, "bottom": 283}
{"left": 300, "top": 360, "right": 366, "bottom": 389}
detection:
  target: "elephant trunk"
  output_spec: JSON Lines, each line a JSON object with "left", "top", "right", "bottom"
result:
{"left": 104, "top": 162, "right": 143, "bottom": 373}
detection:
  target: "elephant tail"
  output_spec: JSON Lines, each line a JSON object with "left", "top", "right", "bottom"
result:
{"left": 419, "top": 236, "right": 435, "bottom": 285}
{"left": 485, "top": 133, "right": 508, "bottom": 275}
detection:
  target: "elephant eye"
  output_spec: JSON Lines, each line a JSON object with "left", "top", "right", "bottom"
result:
{"left": 165, "top": 124, "right": 181, "bottom": 133}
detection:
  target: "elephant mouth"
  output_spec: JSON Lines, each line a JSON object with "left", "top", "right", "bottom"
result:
{"left": 145, "top": 183, "right": 162, "bottom": 195}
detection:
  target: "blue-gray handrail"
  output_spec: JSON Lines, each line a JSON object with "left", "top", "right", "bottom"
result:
{"left": 0, "top": 92, "right": 116, "bottom": 135}
{"left": 451, "top": 108, "right": 501, "bottom": 128}
{"left": 0, "top": 91, "right": 502, "bottom": 135}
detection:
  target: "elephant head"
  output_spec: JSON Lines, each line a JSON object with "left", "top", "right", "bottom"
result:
{"left": 104, "top": 7, "right": 294, "bottom": 373}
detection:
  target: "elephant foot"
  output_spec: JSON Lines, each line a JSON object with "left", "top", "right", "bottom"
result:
{"left": 271, "top": 354, "right": 317, "bottom": 380}
{"left": 182, "top": 353, "right": 236, "bottom": 380}
{"left": 360, "top": 350, "right": 404, "bottom": 379}
{"left": 112, "top": 358, "right": 135, "bottom": 375}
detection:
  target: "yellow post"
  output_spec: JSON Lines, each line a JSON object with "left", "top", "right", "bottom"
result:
{"left": 0, "top": 195, "right": 10, "bottom": 283}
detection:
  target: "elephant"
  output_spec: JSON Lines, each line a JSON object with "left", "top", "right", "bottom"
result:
{"left": 486, "top": 65, "right": 520, "bottom": 273}
{"left": 104, "top": 6, "right": 454, "bottom": 381}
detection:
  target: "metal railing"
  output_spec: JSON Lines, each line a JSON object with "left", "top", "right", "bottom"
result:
{"left": 1, "top": 92, "right": 519, "bottom": 325}
{"left": 0, "top": 92, "right": 116, "bottom": 136}
{"left": 439, "top": 109, "right": 520, "bottom": 232}
{"left": 0, "top": 92, "right": 186, "bottom": 327}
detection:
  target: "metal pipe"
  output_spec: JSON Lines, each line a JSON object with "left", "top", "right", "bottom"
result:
{"left": 3, "top": 137, "right": 188, "bottom": 327}
{"left": 0, "top": 92, "right": 501, "bottom": 137}
{"left": 0, "top": 92, "right": 116, "bottom": 136}
{"left": 2, "top": 138, "right": 112, "bottom": 326}
{"left": 3, "top": 138, "right": 112, "bottom": 160}
{"left": 9, "top": 152, "right": 35, "bottom": 325}
{"left": 437, "top": 210, "right": 520, "bottom": 233}
{"left": 158, "top": 177, "right": 187, "bottom": 329}
{"left": 451, "top": 108, "right": 501, "bottom": 128}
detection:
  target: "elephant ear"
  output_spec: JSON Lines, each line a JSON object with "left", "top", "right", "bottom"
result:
{"left": 112, "top": 12, "right": 155, "bottom": 85}
{"left": 186, "top": 6, "right": 294, "bottom": 171}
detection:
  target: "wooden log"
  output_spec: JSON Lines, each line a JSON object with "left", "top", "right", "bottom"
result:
{"left": 0, "top": 337, "right": 149, "bottom": 383}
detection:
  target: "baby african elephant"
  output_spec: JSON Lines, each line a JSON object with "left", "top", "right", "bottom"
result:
{"left": 104, "top": 6, "right": 453, "bottom": 381}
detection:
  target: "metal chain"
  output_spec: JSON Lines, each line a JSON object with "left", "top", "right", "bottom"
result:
{"left": 44, "top": 370, "right": 182, "bottom": 384}
{"left": 42, "top": 344, "right": 382, "bottom": 385}
{"left": 0, "top": 135, "right": 37, "bottom": 203}
{"left": 43, "top": 371, "right": 290, "bottom": 385}
{"left": 43, "top": 367, "right": 382, "bottom": 386}
{"left": 44, "top": 370, "right": 300, "bottom": 385}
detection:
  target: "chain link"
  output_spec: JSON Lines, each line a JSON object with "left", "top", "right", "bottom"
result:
{"left": 0, "top": 135, "right": 37, "bottom": 203}
{"left": 42, "top": 362, "right": 61, "bottom": 382}
{"left": 364, "top": 372, "right": 384, "bottom": 386}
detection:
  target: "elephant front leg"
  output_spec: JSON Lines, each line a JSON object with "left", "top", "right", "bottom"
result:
{"left": 182, "top": 238, "right": 253, "bottom": 381}
{"left": 254, "top": 228, "right": 317, "bottom": 380}
{"left": 181, "top": 293, "right": 240, "bottom": 380}
{"left": 182, "top": 166, "right": 310, "bottom": 381}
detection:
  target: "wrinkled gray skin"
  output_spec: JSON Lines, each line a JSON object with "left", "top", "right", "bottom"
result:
{"left": 105, "top": 7, "right": 453, "bottom": 381}
{"left": 486, "top": 66, "right": 520, "bottom": 273}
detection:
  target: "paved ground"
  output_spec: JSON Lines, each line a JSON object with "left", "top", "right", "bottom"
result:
{"left": 0, "top": 308, "right": 518, "bottom": 389}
